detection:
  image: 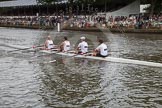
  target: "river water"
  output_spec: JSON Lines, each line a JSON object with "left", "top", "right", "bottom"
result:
{"left": 0, "top": 27, "right": 162, "bottom": 108}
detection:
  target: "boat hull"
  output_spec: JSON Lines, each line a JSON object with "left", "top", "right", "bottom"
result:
{"left": 39, "top": 50, "right": 162, "bottom": 68}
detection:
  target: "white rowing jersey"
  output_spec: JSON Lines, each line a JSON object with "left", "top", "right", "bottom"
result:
{"left": 96, "top": 43, "right": 108, "bottom": 56}
{"left": 63, "top": 40, "right": 70, "bottom": 52}
{"left": 46, "top": 40, "right": 54, "bottom": 49}
{"left": 78, "top": 41, "right": 88, "bottom": 53}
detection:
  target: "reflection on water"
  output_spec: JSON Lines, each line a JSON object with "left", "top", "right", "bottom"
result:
{"left": 38, "top": 57, "right": 162, "bottom": 108}
{"left": 0, "top": 28, "right": 162, "bottom": 107}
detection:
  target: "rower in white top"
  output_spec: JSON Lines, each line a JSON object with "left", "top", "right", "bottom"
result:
{"left": 44, "top": 35, "right": 55, "bottom": 50}
{"left": 59, "top": 37, "right": 71, "bottom": 52}
{"left": 93, "top": 39, "right": 108, "bottom": 57}
{"left": 77, "top": 36, "right": 88, "bottom": 54}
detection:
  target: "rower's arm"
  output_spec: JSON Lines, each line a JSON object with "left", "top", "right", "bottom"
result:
{"left": 77, "top": 43, "right": 81, "bottom": 50}
{"left": 44, "top": 40, "right": 48, "bottom": 48}
{"left": 95, "top": 46, "right": 100, "bottom": 52}
{"left": 60, "top": 42, "right": 64, "bottom": 46}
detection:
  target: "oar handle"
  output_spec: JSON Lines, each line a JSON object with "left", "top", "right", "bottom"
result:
{"left": 32, "top": 45, "right": 44, "bottom": 48}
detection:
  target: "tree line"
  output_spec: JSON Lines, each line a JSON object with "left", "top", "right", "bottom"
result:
{"left": 0, "top": 0, "right": 161, "bottom": 15}
{"left": 37, "top": 0, "right": 162, "bottom": 14}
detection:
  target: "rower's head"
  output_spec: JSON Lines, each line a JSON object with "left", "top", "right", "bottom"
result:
{"left": 80, "top": 36, "right": 85, "bottom": 41}
{"left": 98, "top": 39, "right": 104, "bottom": 44}
{"left": 47, "top": 35, "right": 51, "bottom": 40}
{"left": 64, "top": 37, "right": 68, "bottom": 40}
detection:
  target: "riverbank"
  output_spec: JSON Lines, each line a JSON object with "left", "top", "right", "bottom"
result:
{"left": 63, "top": 27, "right": 162, "bottom": 34}
{"left": 0, "top": 24, "right": 55, "bottom": 30}
{"left": 1, "top": 24, "right": 162, "bottom": 34}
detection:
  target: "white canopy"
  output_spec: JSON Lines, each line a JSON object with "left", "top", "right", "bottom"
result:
{"left": 106, "top": 0, "right": 140, "bottom": 18}
{"left": 0, "top": 0, "right": 37, "bottom": 7}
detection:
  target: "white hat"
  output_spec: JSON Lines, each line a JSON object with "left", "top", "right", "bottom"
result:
{"left": 80, "top": 36, "right": 85, "bottom": 40}
{"left": 47, "top": 35, "right": 51, "bottom": 39}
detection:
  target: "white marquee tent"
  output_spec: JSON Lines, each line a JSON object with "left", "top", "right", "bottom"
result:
{"left": 106, "top": 0, "right": 140, "bottom": 18}
{"left": 0, "top": 0, "right": 37, "bottom": 7}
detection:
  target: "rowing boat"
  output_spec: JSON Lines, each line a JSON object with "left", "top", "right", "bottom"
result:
{"left": 3, "top": 44, "right": 162, "bottom": 68}
{"left": 39, "top": 50, "right": 162, "bottom": 68}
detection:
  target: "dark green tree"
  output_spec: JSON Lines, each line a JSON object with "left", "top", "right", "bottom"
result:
{"left": 37, "top": 0, "right": 162, "bottom": 14}
{"left": 141, "top": 0, "right": 162, "bottom": 15}
{"left": 37, "top": 0, "right": 73, "bottom": 15}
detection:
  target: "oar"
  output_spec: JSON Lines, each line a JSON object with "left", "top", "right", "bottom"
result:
{"left": 32, "top": 49, "right": 75, "bottom": 59}
{"left": 43, "top": 60, "right": 57, "bottom": 64}
{"left": 31, "top": 48, "right": 60, "bottom": 59}
{"left": 7, "top": 45, "right": 43, "bottom": 53}
{"left": 64, "top": 50, "right": 94, "bottom": 57}
{"left": 29, "top": 59, "right": 56, "bottom": 64}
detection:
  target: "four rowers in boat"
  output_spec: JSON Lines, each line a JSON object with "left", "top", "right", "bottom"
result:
{"left": 43, "top": 35, "right": 108, "bottom": 57}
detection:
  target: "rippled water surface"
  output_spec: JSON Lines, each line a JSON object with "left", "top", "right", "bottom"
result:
{"left": 0, "top": 27, "right": 162, "bottom": 108}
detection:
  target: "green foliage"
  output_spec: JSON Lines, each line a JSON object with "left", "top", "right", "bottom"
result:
{"left": 141, "top": 0, "right": 162, "bottom": 14}
{"left": 37, "top": 0, "right": 162, "bottom": 13}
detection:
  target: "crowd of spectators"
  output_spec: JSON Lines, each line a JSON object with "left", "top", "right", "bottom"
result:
{"left": 69, "top": 14, "right": 162, "bottom": 30}
{"left": 67, "top": 14, "right": 162, "bottom": 30}
{"left": 107, "top": 14, "right": 162, "bottom": 29}
{"left": 0, "top": 14, "right": 162, "bottom": 30}
{"left": 0, "top": 16, "right": 62, "bottom": 28}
